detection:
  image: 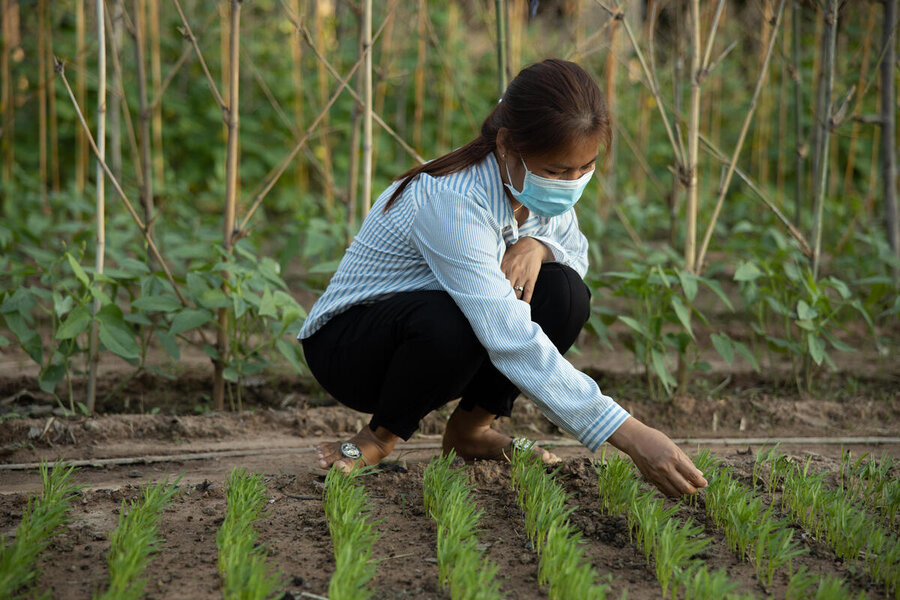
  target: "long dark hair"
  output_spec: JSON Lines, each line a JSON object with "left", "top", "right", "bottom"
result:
{"left": 384, "top": 58, "right": 611, "bottom": 211}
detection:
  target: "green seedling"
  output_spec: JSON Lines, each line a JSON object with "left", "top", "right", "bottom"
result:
{"left": 217, "top": 469, "right": 283, "bottom": 600}
{"left": 423, "top": 453, "right": 501, "bottom": 600}
{"left": 323, "top": 466, "right": 380, "bottom": 600}
{"left": 0, "top": 461, "right": 80, "bottom": 599}
{"left": 511, "top": 441, "right": 610, "bottom": 599}
{"left": 97, "top": 478, "right": 180, "bottom": 600}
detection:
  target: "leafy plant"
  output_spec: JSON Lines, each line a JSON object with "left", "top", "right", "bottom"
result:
{"left": 510, "top": 440, "right": 610, "bottom": 599}
{"left": 423, "top": 452, "right": 501, "bottom": 600}
{"left": 97, "top": 479, "right": 181, "bottom": 600}
{"left": 217, "top": 469, "right": 283, "bottom": 600}
{"left": 323, "top": 467, "right": 380, "bottom": 600}
{"left": 0, "top": 461, "right": 81, "bottom": 599}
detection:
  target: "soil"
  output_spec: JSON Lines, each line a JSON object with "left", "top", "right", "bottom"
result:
{"left": 0, "top": 330, "right": 898, "bottom": 598}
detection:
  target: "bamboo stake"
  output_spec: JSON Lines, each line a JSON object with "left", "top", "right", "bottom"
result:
{"left": 214, "top": 0, "right": 242, "bottom": 412}
{"left": 76, "top": 0, "right": 87, "bottom": 195}
{"left": 601, "top": 16, "right": 619, "bottom": 220}
{"left": 495, "top": 0, "right": 507, "bottom": 97}
{"left": 754, "top": 0, "right": 774, "bottom": 189}
{"left": 87, "top": 0, "right": 108, "bottom": 415}
{"left": 56, "top": 59, "right": 188, "bottom": 308}
{"left": 289, "top": 0, "right": 307, "bottom": 197}
{"left": 46, "top": 5, "right": 59, "bottom": 192}
{"left": 108, "top": 0, "right": 123, "bottom": 180}
{"left": 842, "top": 4, "right": 876, "bottom": 200}
{"left": 413, "top": 0, "right": 426, "bottom": 153}
{"left": 811, "top": 0, "right": 837, "bottom": 280}
{"left": 0, "top": 0, "right": 10, "bottom": 187}
{"left": 881, "top": 0, "right": 899, "bottom": 283}
{"left": 347, "top": 6, "right": 364, "bottom": 228}
{"left": 373, "top": 0, "right": 397, "bottom": 171}
{"left": 695, "top": 0, "right": 786, "bottom": 273}
{"left": 148, "top": 0, "right": 163, "bottom": 186}
{"left": 133, "top": 0, "right": 155, "bottom": 242}
{"left": 361, "top": 0, "right": 373, "bottom": 218}
{"left": 314, "top": 1, "right": 335, "bottom": 217}
{"left": 776, "top": 22, "right": 788, "bottom": 207}
{"left": 792, "top": 0, "right": 804, "bottom": 225}
{"left": 685, "top": 0, "right": 702, "bottom": 273}
{"left": 38, "top": 0, "right": 48, "bottom": 211}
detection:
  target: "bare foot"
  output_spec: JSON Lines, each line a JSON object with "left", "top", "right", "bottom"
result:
{"left": 316, "top": 425, "right": 399, "bottom": 473}
{"left": 442, "top": 405, "right": 559, "bottom": 464}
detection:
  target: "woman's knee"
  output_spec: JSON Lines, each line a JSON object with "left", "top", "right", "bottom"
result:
{"left": 532, "top": 263, "right": 591, "bottom": 325}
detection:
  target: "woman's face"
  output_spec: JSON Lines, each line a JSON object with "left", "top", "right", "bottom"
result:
{"left": 499, "top": 130, "right": 603, "bottom": 192}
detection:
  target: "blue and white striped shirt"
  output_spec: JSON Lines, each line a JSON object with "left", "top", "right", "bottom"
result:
{"left": 298, "top": 154, "right": 629, "bottom": 450}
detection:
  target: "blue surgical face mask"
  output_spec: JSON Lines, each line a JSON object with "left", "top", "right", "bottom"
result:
{"left": 504, "top": 157, "right": 593, "bottom": 218}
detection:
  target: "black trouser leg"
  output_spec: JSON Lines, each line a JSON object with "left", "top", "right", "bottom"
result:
{"left": 300, "top": 263, "right": 591, "bottom": 439}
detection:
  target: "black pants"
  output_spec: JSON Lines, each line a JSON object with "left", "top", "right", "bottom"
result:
{"left": 301, "top": 263, "right": 591, "bottom": 440}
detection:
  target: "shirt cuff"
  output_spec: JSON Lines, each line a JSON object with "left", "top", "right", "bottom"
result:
{"left": 578, "top": 404, "right": 631, "bottom": 452}
{"left": 526, "top": 235, "right": 569, "bottom": 264}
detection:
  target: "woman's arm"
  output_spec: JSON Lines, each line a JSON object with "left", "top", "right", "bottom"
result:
{"left": 523, "top": 208, "right": 589, "bottom": 277}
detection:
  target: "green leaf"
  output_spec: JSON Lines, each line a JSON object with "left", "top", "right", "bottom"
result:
{"left": 0, "top": 334, "right": 9, "bottom": 347}
{"left": 794, "top": 319, "right": 815, "bottom": 331}
{"left": 796, "top": 300, "right": 818, "bottom": 320}
{"left": 223, "top": 366, "right": 240, "bottom": 382}
{"left": 66, "top": 252, "right": 90, "bottom": 288}
{"left": 677, "top": 270, "right": 698, "bottom": 303}
{"left": 700, "top": 278, "right": 734, "bottom": 311}
{"left": 710, "top": 332, "right": 734, "bottom": 365}
{"left": 276, "top": 338, "right": 304, "bottom": 374}
{"left": 619, "top": 316, "right": 651, "bottom": 340}
{"left": 259, "top": 286, "right": 277, "bottom": 318}
{"left": 197, "top": 287, "right": 230, "bottom": 309}
{"left": 38, "top": 363, "right": 66, "bottom": 394}
{"left": 733, "top": 341, "right": 760, "bottom": 372}
{"left": 53, "top": 292, "right": 74, "bottom": 318}
{"left": 308, "top": 259, "right": 342, "bottom": 275}
{"left": 808, "top": 335, "right": 825, "bottom": 366}
{"left": 124, "top": 312, "right": 153, "bottom": 326}
{"left": 670, "top": 297, "right": 694, "bottom": 340}
{"left": 57, "top": 305, "right": 93, "bottom": 339}
{"left": 156, "top": 330, "right": 181, "bottom": 360}
{"left": 825, "top": 276, "right": 851, "bottom": 300}
{"left": 97, "top": 305, "right": 140, "bottom": 360}
{"left": 650, "top": 349, "right": 674, "bottom": 395}
{"left": 169, "top": 308, "right": 214, "bottom": 335}
{"left": 821, "top": 330, "right": 854, "bottom": 353}
{"left": 132, "top": 294, "right": 182, "bottom": 313}
{"left": 734, "top": 262, "right": 763, "bottom": 282}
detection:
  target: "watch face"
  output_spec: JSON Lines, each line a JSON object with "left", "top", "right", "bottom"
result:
{"left": 340, "top": 442, "right": 362, "bottom": 459}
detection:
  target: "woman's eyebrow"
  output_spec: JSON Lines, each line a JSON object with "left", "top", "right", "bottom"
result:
{"left": 547, "top": 155, "right": 599, "bottom": 169}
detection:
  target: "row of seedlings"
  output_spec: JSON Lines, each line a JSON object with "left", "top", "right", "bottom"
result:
{"left": 217, "top": 468, "right": 284, "bottom": 600}
{"left": 0, "top": 461, "right": 81, "bottom": 599}
{"left": 763, "top": 449, "right": 900, "bottom": 597}
{"left": 422, "top": 452, "right": 502, "bottom": 600}
{"left": 509, "top": 441, "right": 612, "bottom": 599}
{"left": 839, "top": 451, "right": 900, "bottom": 532}
{"left": 96, "top": 479, "right": 181, "bottom": 600}
{"left": 694, "top": 450, "right": 861, "bottom": 599}
{"left": 322, "top": 467, "right": 380, "bottom": 600}
{"left": 595, "top": 451, "right": 748, "bottom": 599}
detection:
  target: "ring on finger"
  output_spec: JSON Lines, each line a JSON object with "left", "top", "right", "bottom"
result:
{"left": 513, "top": 285, "right": 524, "bottom": 292}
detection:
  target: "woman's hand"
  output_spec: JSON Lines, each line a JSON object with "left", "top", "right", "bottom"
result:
{"left": 607, "top": 417, "right": 708, "bottom": 497}
{"left": 501, "top": 237, "right": 553, "bottom": 303}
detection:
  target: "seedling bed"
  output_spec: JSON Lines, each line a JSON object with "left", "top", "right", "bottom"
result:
{"left": 1, "top": 446, "right": 897, "bottom": 600}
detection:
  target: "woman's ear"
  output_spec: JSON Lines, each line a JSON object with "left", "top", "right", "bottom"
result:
{"left": 496, "top": 127, "right": 510, "bottom": 158}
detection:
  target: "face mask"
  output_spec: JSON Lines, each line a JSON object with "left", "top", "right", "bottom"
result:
{"left": 505, "top": 157, "right": 593, "bottom": 218}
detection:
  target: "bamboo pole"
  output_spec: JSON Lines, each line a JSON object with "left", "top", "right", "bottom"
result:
{"left": 684, "top": 0, "right": 702, "bottom": 273}
{"left": 495, "top": 0, "right": 507, "bottom": 97}
{"left": 1, "top": 0, "right": 18, "bottom": 188}
{"left": 289, "top": 0, "right": 307, "bottom": 197}
{"left": 347, "top": 6, "right": 364, "bottom": 229}
{"left": 38, "top": 0, "right": 48, "bottom": 210}
{"left": 373, "top": 0, "right": 397, "bottom": 170}
{"left": 214, "top": 0, "right": 242, "bottom": 412}
{"left": 881, "top": 0, "right": 899, "bottom": 283}
{"left": 753, "top": 0, "right": 774, "bottom": 189}
{"left": 56, "top": 59, "right": 188, "bottom": 307}
{"left": 86, "top": 0, "right": 108, "bottom": 415}
{"left": 413, "top": 0, "right": 426, "bottom": 153}
{"left": 361, "top": 0, "right": 373, "bottom": 218}
{"left": 149, "top": 0, "right": 162, "bottom": 186}
{"left": 47, "top": 5, "right": 59, "bottom": 192}
{"left": 109, "top": 0, "right": 123, "bottom": 181}
{"left": 792, "top": 0, "right": 804, "bottom": 225}
{"left": 314, "top": 1, "right": 335, "bottom": 218}
{"left": 133, "top": 0, "right": 154, "bottom": 241}
{"left": 696, "top": 0, "right": 786, "bottom": 273}
{"left": 600, "top": 16, "right": 619, "bottom": 220}
{"left": 811, "top": 0, "right": 837, "bottom": 279}
{"left": 76, "top": 0, "right": 87, "bottom": 195}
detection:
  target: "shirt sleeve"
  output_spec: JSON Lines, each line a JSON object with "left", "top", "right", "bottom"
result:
{"left": 525, "top": 208, "right": 589, "bottom": 278}
{"left": 409, "top": 190, "right": 629, "bottom": 451}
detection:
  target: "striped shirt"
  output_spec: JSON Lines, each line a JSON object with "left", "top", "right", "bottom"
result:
{"left": 297, "top": 154, "right": 629, "bottom": 450}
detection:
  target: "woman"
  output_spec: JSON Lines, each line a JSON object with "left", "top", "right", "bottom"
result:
{"left": 299, "top": 59, "right": 707, "bottom": 497}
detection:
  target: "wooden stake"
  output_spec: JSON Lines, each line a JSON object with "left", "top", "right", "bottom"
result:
{"left": 880, "top": 0, "right": 899, "bottom": 283}
{"left": 87, "top": 0, "right": 108, "bottom": 414}
{"left": 361, "top": 0, "right": 373, "bottom": 218}
{"left": 149, "top": 0, "right": 163, "bottom": 186}
{"left": 811, "top": 0, "right": 837, "bottom": 279}
{"left": 842, "top": 4, "right": 876, "bottom": 200}
{"left": 214, "top": 0, "right": 242, "bottom": 412}
{"left": 685, "top": 0, "right": 702, "bottom": 273}
{"left": 76, "top": 0, "right": 87, "bottom": 195}
{"left": 495, "top": 0, "right": 507, "bottom": 97}
{"left": 47, "top": 5, "right": 59, "bottom": 192}
{"left": 413, "top": 0, "right": 426, "bottom": 153}
{"left": 289, "top": 0, "right": 308, "bottom": 197}
{"left": 314, "top": 1, "right": 335, "bottom": 218}
{"left": 38, "top": 0, "right": 48, "bottom": 210}
{"left": 133, "top": 0, "right": 154, "bottom": 241}
{"left": 792, "top": 0, "right": 804, "bottom": 225}
{"left": 109, "top": 0, "right": 124, "bottom": 180}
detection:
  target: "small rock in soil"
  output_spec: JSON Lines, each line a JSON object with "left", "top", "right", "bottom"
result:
{"left": 128, "top": 470, "right": 141, "bottom": 478}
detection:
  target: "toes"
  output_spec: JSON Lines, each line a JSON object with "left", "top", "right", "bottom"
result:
{"left": 316, "top": 442, "right": 342, "bottom": 469}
